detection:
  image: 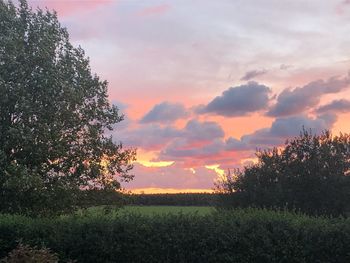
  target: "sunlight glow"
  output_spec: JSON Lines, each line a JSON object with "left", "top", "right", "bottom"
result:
{"left": 130, "top": 188, "right": 213, "bottom": 194}
{"left": 205, "top": 164, "right": 225, "bottom": 177}
{"left": 138, "top": 160, "right": 175, "bottom": 168}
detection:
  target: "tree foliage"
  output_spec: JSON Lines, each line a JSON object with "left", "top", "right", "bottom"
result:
{"left": 216, "top": 129, "right": 350, "bottom": 216}
{"left": 0, "top": 0, "right": 136, "bottom": 215}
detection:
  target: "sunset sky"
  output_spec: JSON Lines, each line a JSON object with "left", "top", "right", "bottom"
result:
{"left": 27, "top": 0, "right": 350, "bottom": 193}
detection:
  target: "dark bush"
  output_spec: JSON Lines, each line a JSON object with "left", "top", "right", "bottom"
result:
{"left": 0, "top": 209, "right": 349, "bottom": 263}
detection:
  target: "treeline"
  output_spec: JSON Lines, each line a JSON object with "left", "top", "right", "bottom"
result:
{"left": 1, "top": 209, "right": 349, "bottom": 263}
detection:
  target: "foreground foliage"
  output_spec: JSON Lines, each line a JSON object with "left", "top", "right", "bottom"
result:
{"left": 1, "top": 244, "right": 59, "bottom": 263}
{"left": 0, "top": 0, "right": 135, "bottom": 216}
{"left": 216, "top": 130, "right": 350, "bottom": 216}
{"left": 0, "top": 209, "right": 349, "bottom": 263}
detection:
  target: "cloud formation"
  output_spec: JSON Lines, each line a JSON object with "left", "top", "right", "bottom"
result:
{"left": 140, "top": 102, "right": 188, "bottom": 124}
{"left": 118, "top": 124, "right": 182, "bottom": 151}
{"left": 316, "top": 99, "right": 350, "bottom": 114}
{"left": 184, "top": 119, "right": 224, "bottom": 142}
{"left": 268, "top": 75, "right": 350, "bottom": 117}
{"left": 226, "top": 114, "right": 337, "bottom": 151}
{"left": 198, "top": 82, "right": 271, "bottom": 117}
{"left": 240, "top": 69, "right": 268, "bottom": 81}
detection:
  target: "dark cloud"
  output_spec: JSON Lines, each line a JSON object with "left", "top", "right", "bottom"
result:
{"left": 226, "top": 114, "right": 337, "bottom": 151}
{"left": 316, "top": 99, "right": 350, "bottom": 114}
{"left": 184, "top": 119, "right": 224, "bottom": 141}
{"left": 198, "top": 82, "right": 271, "bottom": 117}
{"left": 117, "top": 119, "right": 224, "bottom": 153}
{"left": 158, "top": 120, "right": 227, "bottom": 165}
{"left": 240, "top": 69, "right": 268, "bottom": 81}
{"left": 118, "top": 124, "right": 182, "bottom": 150}
{"left": 140, "top": 102, "right": 188, "bottom": 124}
{"left": 225, "top": 137, "right": 252, "bottom": 151}
{"left": 267, "top": 75, "right": 350, "bottom": 117}
{"left": 161, "top": 138, "right": 225, "bottom": 159}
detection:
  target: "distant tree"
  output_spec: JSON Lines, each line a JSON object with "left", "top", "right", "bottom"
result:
{"left": 0, "top": 0, "right": 136, "bottom": 215}
{"left": 216, "top": 129, "right": 350, "bottom": 216}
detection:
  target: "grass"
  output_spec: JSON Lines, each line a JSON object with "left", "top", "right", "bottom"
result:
{"left": 83, "top": 205, "right": 215, "bottom": 217}
{"left": 120, "top": 205, "right": 215, "bottom": 215}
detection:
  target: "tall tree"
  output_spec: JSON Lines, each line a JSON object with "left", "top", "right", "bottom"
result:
{"left": 0, "top": 0, "right": 136, "bottom": 215}
{"left": 216, "top": 129, "right": 350, "bottom": 216}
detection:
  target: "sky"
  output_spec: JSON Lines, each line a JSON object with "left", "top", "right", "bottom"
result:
{"left": 27, "top": 0, "right": 350, "bottom": 193}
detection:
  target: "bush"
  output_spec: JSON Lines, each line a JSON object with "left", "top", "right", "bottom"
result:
{"left": 1, "top": 243, "right": 58, "bottom": 263}
{"left": 0, "top": 209, "right": 349, "bottom": 262}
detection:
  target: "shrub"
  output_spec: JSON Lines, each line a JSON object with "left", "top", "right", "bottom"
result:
{"left": 1, "top": 243, "right": 58, "bottom": 263}
{"left": 0, "top": 209, "right": 349, "bottom": 262}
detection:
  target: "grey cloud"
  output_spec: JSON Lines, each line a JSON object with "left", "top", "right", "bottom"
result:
{"left": 140, "top": 102, "right": 188, "bottom": 124}
{"left": 316, "top": 99, "right": 350, "bottom": 114}
{"left": 225, "top": 137, "right": 252, "bottom": 151}
{"left": 240, "top": 69, "right": 268, "bottom": 81}
{"left": 117, "top": 124, "right": 182, "bottom": 150}
{"left": 158, "top": 120, "right": 226, "bottom": 163}
{"left": 161, "top": 138, "right": 225, "bottom": 159}
{"left": 117, "top": 119, "right": 224, "bottom": 152}
{"left": 184, "top": 119, "right": 224, "bottom": 141}
{"left": 267, "top": 75, "right": 350, "bottom": 117}
{"left": 226, "top": 114, "right": 337, "bottom": 151}
{"left": 199, "top": 82, "right": 271, "bottom": 117}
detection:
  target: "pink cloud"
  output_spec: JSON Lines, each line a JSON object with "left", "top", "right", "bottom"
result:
{"left": 28, "top": 0, "right": 112, "bottom": 16}
{"left": 336, "top": 0, "right": 350, "bottom": 15}
{"left": 135, "top": 4, "right": 170, "bottom": 17}
{"left": 123, "top": 163, "right": 218, "bottom": 190}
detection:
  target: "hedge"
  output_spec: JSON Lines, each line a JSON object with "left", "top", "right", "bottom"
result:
{"left": 0, "top": 209, "right": 349, "bottom": 262}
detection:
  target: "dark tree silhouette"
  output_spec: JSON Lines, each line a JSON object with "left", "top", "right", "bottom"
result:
{"left": 0, "top": 0, "right": 136, "bottom": 215}
{"left": 216, "top": 129, "right": 350, "bottom": 216}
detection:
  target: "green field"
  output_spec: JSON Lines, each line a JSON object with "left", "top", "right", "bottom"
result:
{"left": 120, "top": 205, "right": 215, "bottom": 215}
{"left": 85, "top": 205, "right": 215, "bottom": 217}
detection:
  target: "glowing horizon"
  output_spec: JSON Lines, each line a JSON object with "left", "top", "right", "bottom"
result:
{"left": 128, "top": 187, "right": 214, "bottom": 194}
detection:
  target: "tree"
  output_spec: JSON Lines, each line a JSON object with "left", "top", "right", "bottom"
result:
{"left": 216, "top": 129, "right": 350, "bottom": 216}
{"left": 0, "top": 0, "right": 136, "bottom": 215}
